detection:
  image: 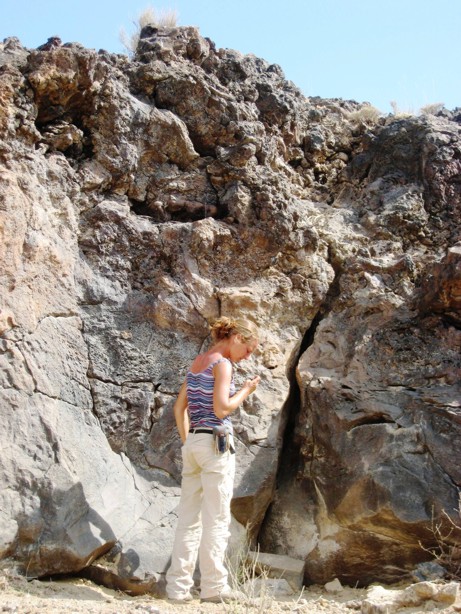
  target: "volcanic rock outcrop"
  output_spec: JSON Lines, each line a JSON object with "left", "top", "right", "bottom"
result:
{"left": 0, "top": 26, "right": 460, "bottom": 593}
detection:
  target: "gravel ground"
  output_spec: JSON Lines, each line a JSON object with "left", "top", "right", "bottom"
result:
{"left": 0, "top": 573, "right": 368, "bottom": 614}
{"left": 1, "top": 572, "right": 460, "bottom": 614}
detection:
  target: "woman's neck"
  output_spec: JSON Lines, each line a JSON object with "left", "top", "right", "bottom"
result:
{"left": 208, "top": 339, "right": 231, "bottom": 359}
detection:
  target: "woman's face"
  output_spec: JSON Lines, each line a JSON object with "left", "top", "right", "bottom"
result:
{"left": 230, "top": 334, "right": 258, "bottom": 362}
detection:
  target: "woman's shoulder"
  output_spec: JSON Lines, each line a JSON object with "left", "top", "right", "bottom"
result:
{"left": 210, "top": 356, "right": 233, "bottom": 377}
{"left": 189, "top": 353, "right": 231, "bottom": 374}
{"left": 211, "top": 356, "right": 231, "bottom": 367}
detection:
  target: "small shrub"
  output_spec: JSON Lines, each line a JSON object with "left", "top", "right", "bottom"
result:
{"left": 390, "top": 100, "right": 414, "bottom": 118}
{"left": 419, "top": 508, "right": 461, "bottom": 580}
{"left": 139, "top": 6, "right": 178, "bottom": 28}
{"left": 120, "top": 5, "right": 179, "bottom": 56}
{"left": 225, "top": 543, "right": 306, "bottom": 613}
{"left": 347, "top": 104, "right": 382, "bottom": 127}
{"left": 225, "top": 544, "right": 272, "bottom": 612}
{"left": 419, "top": 102, "right": 445, "bottom": 116}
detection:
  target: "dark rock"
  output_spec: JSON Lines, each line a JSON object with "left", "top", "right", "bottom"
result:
{"left": 37, "top": 36, "right": 62, "bottom": 51}
{"left": 411, "top": 561, "right": 447, "bottom": 582}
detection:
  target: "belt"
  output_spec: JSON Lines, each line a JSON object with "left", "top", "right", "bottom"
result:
{"left": 189, "top": 428, "right": 214, "bottom": 434}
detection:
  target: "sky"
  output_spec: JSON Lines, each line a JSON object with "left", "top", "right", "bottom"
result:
{"left": 1, "top": 0, "right": 460, "bottom": 114}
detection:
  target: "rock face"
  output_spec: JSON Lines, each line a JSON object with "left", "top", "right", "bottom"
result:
{"left": 0, "top": 26, "right": 460, "bottom": 591}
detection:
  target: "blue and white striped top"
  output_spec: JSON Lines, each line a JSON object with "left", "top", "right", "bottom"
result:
{"left": 187, "top": 358, "right": 235, "bottom": 431}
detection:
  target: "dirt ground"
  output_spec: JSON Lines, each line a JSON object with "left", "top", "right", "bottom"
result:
{"left": 0, "top": 571, "right": 372, "bottom": 613}
{"left": 1, "top": 572, "right": 461, "bottom": 614}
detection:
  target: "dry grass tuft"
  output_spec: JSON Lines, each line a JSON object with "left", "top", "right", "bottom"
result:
{"left": 120, "top": 5, "right": 179, "bottom": 56}
{"left": 139, "top": 6, "right": 178, "bottom": 28}
{"left": 225, "top": 545, "right": 273, "bottom": 613}
{"left": 347, "top": 104, "right": 382, "bottom": 127}
{"left": 419, "top": 102, "right": 445, "bottom": 116}
{"left": 389, "top": 100, "right": 414, "bottom": 118}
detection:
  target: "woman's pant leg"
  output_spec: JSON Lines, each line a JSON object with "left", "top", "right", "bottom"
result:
{"left": 198, "top": 449, "right": 236, "bottom": 599}
{"left": 166, "top": 442, "right": 203, "bottom": 599}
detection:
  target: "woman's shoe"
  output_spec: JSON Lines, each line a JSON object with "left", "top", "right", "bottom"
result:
{"left": 167, "top": 593, "right": 193, "bottom": 604}
{"left": 200, "top": 589, "right": 246, "bottom": 604}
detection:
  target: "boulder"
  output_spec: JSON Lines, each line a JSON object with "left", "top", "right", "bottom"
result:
{"left": 362, "top": 581, "right": 461, "bottom": 613}
{"left": 246, "top": 551, "right": 305, "bottom": 592}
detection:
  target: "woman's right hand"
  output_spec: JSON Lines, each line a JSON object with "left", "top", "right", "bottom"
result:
{"left": 243, "top": 376, "right": 261, "bottom": 394}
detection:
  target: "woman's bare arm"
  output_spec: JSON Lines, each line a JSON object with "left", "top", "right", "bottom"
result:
{"left": 213, "top": 361, "right": 260, "bottom": 420}
{"left": 173, "top": 381, "right": 190, "bottom": 443}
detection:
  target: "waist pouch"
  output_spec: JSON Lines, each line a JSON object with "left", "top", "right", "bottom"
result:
{"left": 212, "top": 425, "right": 235, "bottom": 455}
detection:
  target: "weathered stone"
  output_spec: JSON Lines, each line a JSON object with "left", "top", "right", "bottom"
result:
{"left": 361, "top": 581, "right": 461, "bottom": 613}
{"left": 325, "top": 578, "right": 343, "bottom": 593}
{"left": 246, "top": 551, "right": 305, "bottom": 591}
{"left": 410, "top": 561, "right": 447, "bottom": 582}
{"left": 243, "top": 577, "right": 294, "bottom": 598}
{"left": 259, "top": 118, "right": 461, "bottom": 583}
{"left": 419, "top": 242, "right": 461, "bottom": 326}
{"left": 136, "top": 25, "right": 210, "bottom": 65}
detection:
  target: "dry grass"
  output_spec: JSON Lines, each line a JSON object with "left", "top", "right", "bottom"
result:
{"left": 419, "top": 102, "right": 445, "bottom": 116}
{"left": 224, "top": 544, "right": 308, "bottom": 613}
{"left": 138, "top": 6, "right": 178, "bottom": 28}
{"left": 389, "top": 100, "right": 446, "bottom": 118}
{"left": 347, "top": 104, "right": 382, "bottom": 127}
{"left": 419, "top": 507, "right": 461, "bottom": 580}
{"left": 389, "top": 100, "right": 414, "bottom": 118}
{"left": 120, "top": 5, "right": 179, "bottom": 56}
{"left": 225, "top": 545, "right": 274, "bottom": 613}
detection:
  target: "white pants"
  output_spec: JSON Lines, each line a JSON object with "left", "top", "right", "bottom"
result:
{"left": 166, "top": 432, "right": 236, "bottom": 600}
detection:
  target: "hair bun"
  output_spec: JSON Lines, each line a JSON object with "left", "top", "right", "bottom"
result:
{"left": 210, "top": 316, "right": 258, "bottom": 342}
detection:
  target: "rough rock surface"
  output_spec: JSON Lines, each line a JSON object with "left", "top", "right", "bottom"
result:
{"left": 0, "top": 25, "right": 460, "bottom": 593}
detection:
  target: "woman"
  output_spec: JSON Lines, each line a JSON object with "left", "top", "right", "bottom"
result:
{"left": 166, "top": 316, "right": 260, "bottom": 604}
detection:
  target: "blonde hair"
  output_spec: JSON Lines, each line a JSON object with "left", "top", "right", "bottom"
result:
{"left": 211, "top": 316, "right": 258, "bottom": 343}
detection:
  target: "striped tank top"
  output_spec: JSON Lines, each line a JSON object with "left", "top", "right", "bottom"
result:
{"left": 187, "top": 357, "right": 235, "bottom": 431}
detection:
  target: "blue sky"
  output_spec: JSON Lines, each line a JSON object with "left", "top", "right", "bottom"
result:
{"left": 1, "top": 0, "right": 460, "bottom": 114}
